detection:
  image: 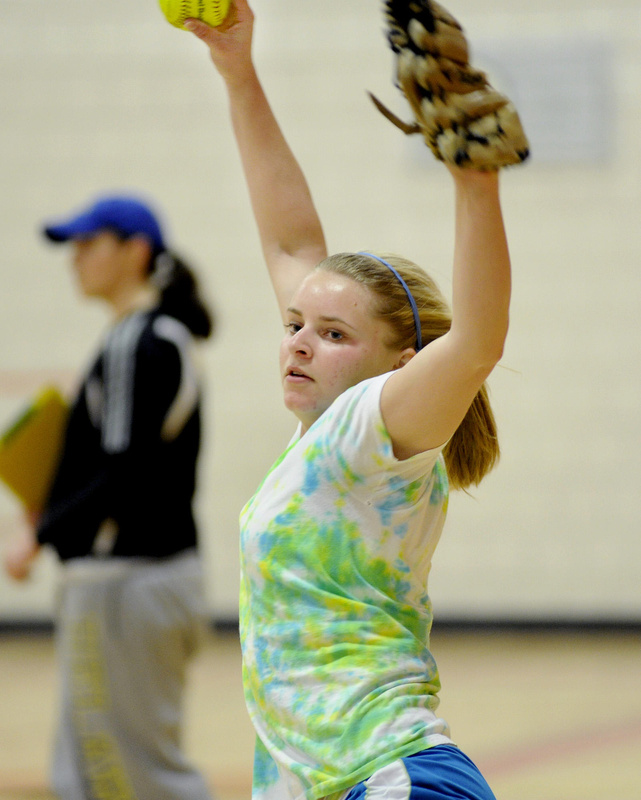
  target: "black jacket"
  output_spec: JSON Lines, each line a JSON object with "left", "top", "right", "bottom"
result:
{"left": 37, "top": 308, "right": 203, "bottom": 560}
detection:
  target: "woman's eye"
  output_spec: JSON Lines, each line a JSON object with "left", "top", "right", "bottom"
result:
{"left": 326, "top": 330, "right": 344, "bottom": 341}
{"left": 285, "top": 322, "right": 302, "bottom": 334}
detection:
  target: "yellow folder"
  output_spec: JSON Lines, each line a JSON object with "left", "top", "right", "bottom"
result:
{"left": 0, "top": 386, "right": 69, "bottom": 511}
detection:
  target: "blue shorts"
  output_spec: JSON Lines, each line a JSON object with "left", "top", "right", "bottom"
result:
{"left": 342, "top": 745, "right": 496, "bottom": 800}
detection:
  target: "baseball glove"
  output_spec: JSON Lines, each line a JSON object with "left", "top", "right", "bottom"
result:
{"left": 370, "top": 0, "right": 530, "bottom": 169}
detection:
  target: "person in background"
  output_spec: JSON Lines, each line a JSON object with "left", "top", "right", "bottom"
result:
{"left": 4, "top": 193, "right": 216, "bottom": 800}
{"left": 185, "top": 2, "right": 512, "bottom": 799}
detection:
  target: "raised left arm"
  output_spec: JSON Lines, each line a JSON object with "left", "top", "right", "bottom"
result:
{"left": 381, "top": 168, "right": 510, "bottom": 459}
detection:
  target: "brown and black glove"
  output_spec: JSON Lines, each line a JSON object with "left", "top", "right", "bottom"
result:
{"left": 371, "top": 0, "right": 530, "bottom": 169}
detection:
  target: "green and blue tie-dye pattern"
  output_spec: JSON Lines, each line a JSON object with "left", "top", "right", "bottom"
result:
{"left": 239, "top": 374, "right": 452, "bottom": 800}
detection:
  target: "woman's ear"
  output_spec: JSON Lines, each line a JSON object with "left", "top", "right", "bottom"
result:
{"left": 125, "top": 235, "right": 154, "bottom": 278}
{"left": 394, "top": 348, "right": 416, "bottom": 370}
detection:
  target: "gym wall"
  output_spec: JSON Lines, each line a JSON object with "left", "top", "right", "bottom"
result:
{"left": 1, "top": 0, "right": 639, "bottom": 625}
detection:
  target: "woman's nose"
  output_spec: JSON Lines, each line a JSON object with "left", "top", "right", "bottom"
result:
{"left": 71, "top": 241, "right": 85, "bottom": 267}
{"left": 289, "top": 328, "right": 312, "bottom": 356}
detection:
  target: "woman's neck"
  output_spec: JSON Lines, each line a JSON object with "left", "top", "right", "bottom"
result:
{"left": 110, "top": 283, "right": 159, "bottom": 319}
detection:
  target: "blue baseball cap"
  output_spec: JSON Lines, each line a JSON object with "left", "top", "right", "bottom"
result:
{"left": 43, "top": 194, "right": 166, "bottom": 252}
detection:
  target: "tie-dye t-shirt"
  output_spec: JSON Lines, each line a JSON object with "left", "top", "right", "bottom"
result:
{"left": 239, "top": 372, "right": 453, "bottom": 800}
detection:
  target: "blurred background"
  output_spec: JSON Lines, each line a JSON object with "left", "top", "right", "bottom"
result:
{"left": 0, "top": 1, "right": 639, "bottom": 798}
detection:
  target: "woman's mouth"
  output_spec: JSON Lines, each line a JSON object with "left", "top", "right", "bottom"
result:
{"left": 286, "top": 367, "right": 312, "bottom": 381}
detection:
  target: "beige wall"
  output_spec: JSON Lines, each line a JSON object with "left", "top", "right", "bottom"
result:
{"left": 1, "top": 0, "right": 639, "bottom": 622}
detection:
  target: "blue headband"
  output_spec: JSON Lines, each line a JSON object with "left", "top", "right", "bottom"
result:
{"left": 358, "top": 252, "right": 423, "bottom": 351}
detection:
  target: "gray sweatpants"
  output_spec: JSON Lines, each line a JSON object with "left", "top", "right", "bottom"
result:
{"left": 51, "top": 550, "right": 214, "bottom": 800}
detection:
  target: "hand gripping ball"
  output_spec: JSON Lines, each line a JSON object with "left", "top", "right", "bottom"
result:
{"left": 158, "top": 0, "right": 231, "bottom": 30}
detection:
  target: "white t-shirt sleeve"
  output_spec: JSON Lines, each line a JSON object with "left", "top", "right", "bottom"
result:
{"left": 315, "top": 372, "right": 444, "bottom": 486}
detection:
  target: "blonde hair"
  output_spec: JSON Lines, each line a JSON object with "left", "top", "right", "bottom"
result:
{"left": 316, "top": 252, "right": 500, "bottom": 490}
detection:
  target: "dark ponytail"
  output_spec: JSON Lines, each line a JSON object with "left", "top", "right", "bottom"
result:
{"left": 151, "top": 251, "right": 214, "bottom": 340}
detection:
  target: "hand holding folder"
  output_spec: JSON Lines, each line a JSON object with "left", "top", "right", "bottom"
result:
{"left": 0, "top": 386, "right": 68, "bottom": 512}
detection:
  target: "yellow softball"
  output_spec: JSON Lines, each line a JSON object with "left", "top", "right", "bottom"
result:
{"left": 158, "top": 0, "right": 231, "bottom": 30}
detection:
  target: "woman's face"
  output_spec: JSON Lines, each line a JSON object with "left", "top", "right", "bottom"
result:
{"left": 70, "top": 231, "right": 129, "bottom": 301}
{"left": 279, "top": 270, "right": 406, "bottom": 432}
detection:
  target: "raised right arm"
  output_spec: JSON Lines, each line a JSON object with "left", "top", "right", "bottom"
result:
{"left": 186, "top": 0, "right": 327, "bottom": 318}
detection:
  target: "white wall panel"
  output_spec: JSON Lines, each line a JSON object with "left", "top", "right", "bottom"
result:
{"left": 1, "top": 0, "right": 639, "bottom": 622}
